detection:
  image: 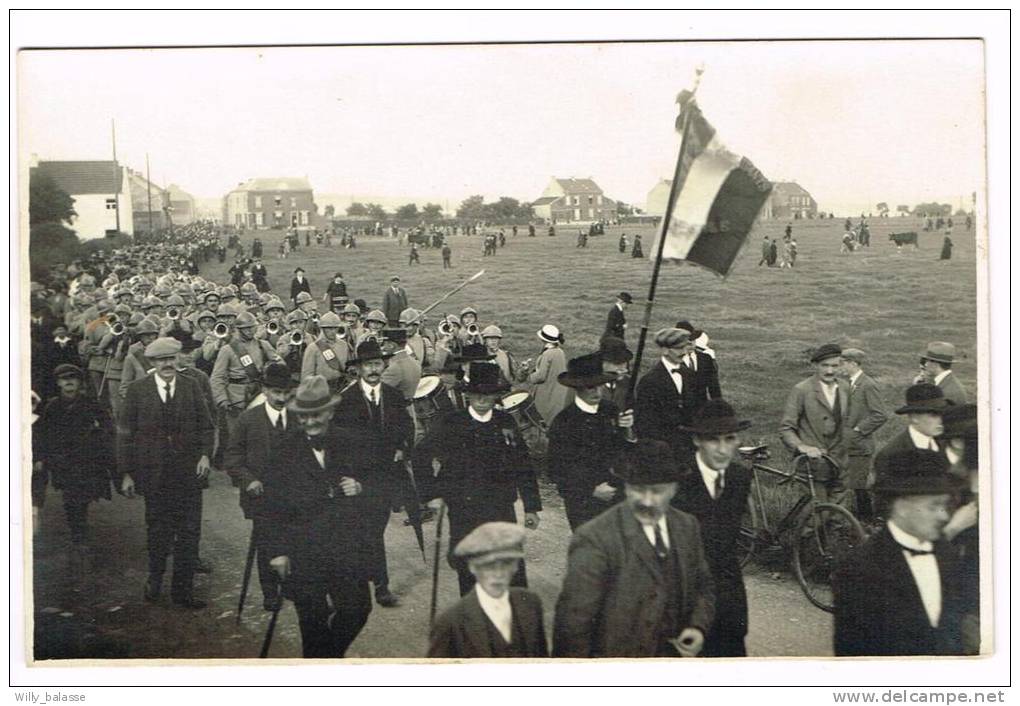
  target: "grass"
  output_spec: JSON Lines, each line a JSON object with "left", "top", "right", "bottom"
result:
{"left": 204, "top": 218, "right": 978, "bottom": 520}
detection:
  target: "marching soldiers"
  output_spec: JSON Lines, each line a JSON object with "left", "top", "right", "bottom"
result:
{"left": 300, "top": 311, "right": 351, "bottom": 392}
{"left": 210, "top": 310, "right": 282, "bottom": 440}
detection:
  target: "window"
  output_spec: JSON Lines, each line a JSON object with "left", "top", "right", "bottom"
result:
{"left": 290, "top": 197, "right": 297, "bottom": 208}
{"left": 274, "top": 195, "right": 282, "bottom": 207}
{"left": 574, "top": 208, "right": 580, "bottom": 221}
{"left": 105, "top": 198, "right": 117, "bottom": 210}
{"left": 300, "top": 210, "right": 310, "bottom": 225}
{"left": 254, "top": 196, "right": 262, "bottom": 208}
{"left": 588, "top": 196, "right": 594, "bottom": 205}
{"left": 274, "top": 210, "right": 283, "bottom": 219}
{"left": 596, "top": 195, "right": 602, "bottom": 205}
{"left": 256, "top": 212, "right": 265, "bottom": 226}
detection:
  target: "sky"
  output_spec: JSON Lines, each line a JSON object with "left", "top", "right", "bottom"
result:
{"left": 18, "top": 40, "right": 985, "bottom": 214}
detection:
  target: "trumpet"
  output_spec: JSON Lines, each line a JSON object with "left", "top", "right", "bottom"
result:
{"left": 106, "top": 313, "right": 119, "bottom": 325}
{"left": 167, "top": 308, "right": 180, "bottom": 320}
{"left": 266, "top": 320, "right": 281, "bottom": 336}
{"left": 466, "top": 323, "right": 480, "bottom": 338}
{"left": 214, "top": 322, "right": 230, "bottom": 338}
{"left": 110, "top": 322, "right": 126, "bottom": 337}
{"left": 438, "top": 321, "right": 454, "bottom": 337}
{"left": 289, "top": 330, "right": 304, "bottom": 346}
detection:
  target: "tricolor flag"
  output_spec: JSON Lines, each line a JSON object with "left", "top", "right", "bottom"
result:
{"left": 650, "top": 100, "right": 773, "bottom": 277}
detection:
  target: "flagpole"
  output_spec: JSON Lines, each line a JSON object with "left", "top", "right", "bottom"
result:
{"left": 627, "top": 70, "right": 703, "bottom": 401}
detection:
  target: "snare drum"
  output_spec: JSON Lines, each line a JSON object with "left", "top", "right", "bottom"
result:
{"left": 412, "top": 375, "right": 452, "bottom": 422}
{"left": 499, "top": 391, "right": 545, "bottom": 432}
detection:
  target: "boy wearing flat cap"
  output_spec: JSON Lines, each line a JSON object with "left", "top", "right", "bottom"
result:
{"left": 634, "top": 327, "right": 697, "bottom": 462}
{"left": 833, "top": 449, "right": 966, "bottom": 655}
{"left": 427, "top": 522, "right": 548, "bottom": 658}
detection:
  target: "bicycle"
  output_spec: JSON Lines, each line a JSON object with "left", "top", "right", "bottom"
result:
{"left": 736, "top": 445, "right": 866, "bottom": 613}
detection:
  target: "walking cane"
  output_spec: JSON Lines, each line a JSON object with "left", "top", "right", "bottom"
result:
{"left": 259, "top": 584, "right": 283, "bottom": 659}
{"left": 428, "top": 502, "right": 447, "bottom": 626}
{"left": 236, "top": 525, "right": 257, "bottom": 625}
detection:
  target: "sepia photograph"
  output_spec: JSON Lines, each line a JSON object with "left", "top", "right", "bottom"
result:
{"left": 10, "top": 10, "right": 1009, "bottom": 696}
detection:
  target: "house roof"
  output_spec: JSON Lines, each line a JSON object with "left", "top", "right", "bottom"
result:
{"left": 166, "top": 184, "right": 194, "bottom": 200}
{"left": 771, "top": 181, "right": 812, "bottom": 198}
{"left": 232, "top": 177, "right": 313, "bottom": 193}
{"left": 531, "top": 196, "right": 559, "bottom": 206}
{"left": 554, "top": 178, "right": 602, "bottom": 194}
{"left": 33, "top": 161, "right": 124, "bottom": 195}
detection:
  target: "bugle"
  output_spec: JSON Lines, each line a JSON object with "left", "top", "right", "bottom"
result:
{"left": 266, "top": 320, "right": 281, "bottom": 336}
{"left": 289, "top": 330, "right": 304, "bottom": 346}
{"left": 110, "top": 322, "right": 126, "bottom": 337}
{"left": 214, "top": 322, "right": 230, "bottom": 338}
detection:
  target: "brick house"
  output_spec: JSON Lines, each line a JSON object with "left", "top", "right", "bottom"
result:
{"left": 223, "top": 177, "right": 317, "bottom": 230}
{"left": 531, "top": 177, "right": 616, "bottom": 224}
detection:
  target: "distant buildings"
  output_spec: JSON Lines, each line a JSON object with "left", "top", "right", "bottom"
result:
{"left": 31, "top": 159, "right": 133, "bottom": 240}
{"left": 165, "top": 184, "right": 197, "bottom": 226}
{"left": 645, "top": 178, "right": 818, "bottom": 220}
{"left": 126, "top": 168, "right": 168, "bottom": 235}
{"left": 223, "top": 177, "right": 316, "bottom": 229}
{"left": 531, "top": 177, "right": 616, "bottom": 224}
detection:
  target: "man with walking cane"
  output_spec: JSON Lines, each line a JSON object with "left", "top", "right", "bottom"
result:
{"left": 262, "top": 375, "right": 374, "bottom": 658}
{"left": 223, "top": 362, "right": 295, "bottom": 615}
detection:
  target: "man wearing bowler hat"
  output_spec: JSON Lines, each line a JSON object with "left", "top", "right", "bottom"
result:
{"left": 603, "top": 292, "right": 632, "bottom": 342}
{"left": 872, "top": 383, "right": 952, "bottom": 480}
{"left": 673, "top": 400, "right": 753, "bottom": 657}
{"left": 833, "top": 448, "right": 965, "bottom": 656}
{"left": 332, "top": 339, "right": 413, "bottom": 608}
{"left": 553, "top": 439, "right": 715, "bottom": 657}
{"left": 117, "top": 337, "right": 215, "bottom": 609}
{"left": 548, "top": 352, "right": 634, "bottom": 531}
{"left": 779, "top": 343, "right": 851, "bottom": 507}
{"left": 416, "top": 362, "right": 542, "bottom": 596}
{"left": 263, "top": 375, "right": 373, "bottom": 657}
{"left": 428, "top": 522, "right": 548, "bottom": 658}
{"left": 915, "top": 341, "right": 968, "bottom": 405}
{"left": 223, "top": 362, "right": 296, "bottom": 611}
{"left": 598, "top": 336, "right": 633, "bottom": 412}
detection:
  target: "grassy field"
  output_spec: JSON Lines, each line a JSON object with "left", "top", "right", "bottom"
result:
{"left": 206, "top": 216, "right": 977, "bottom": 459}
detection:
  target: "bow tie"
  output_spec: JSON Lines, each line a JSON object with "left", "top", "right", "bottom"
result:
{"left": 670, "top": 367, "right": 685, "bottom": 375}
{"left": 307, "top": 436, "right": 325, "bottom": 452}
{"left": 897, "top": 543, "right": 934, "bottom": 557}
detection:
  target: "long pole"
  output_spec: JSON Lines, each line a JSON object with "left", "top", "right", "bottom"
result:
{"left": 145, "top": 153, "right": 154, "bottom": 238}
{"left": 627, "top": 97, "right": 697, "bottom": 401}
{"left": 111, "top": 119, "right": 121, "bottom": 233}
{"left": 408, "top": 269, "right": 485, "bottom": 326}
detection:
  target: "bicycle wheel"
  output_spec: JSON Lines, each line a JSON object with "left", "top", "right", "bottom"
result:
{"left": 736, "top": 496, "right": 761, "bottom": 568}
{"left": 792, "top": 502, "right": 866, "bottom": 612}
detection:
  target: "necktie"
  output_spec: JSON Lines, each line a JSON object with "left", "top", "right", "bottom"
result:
{"left": 713, "top": 472, "right": 724, "bottom": 500}
{"left": 653, "top": 524, "right": 668, "bottom": 562}
{"left": 275, "top": 415, "right": 284, "bottom": 431}
{"left": 671, "top": 367, "right": 684, "bottom": 376}
{"left": 370, "top": 388, "right": 377, "bottom": 405}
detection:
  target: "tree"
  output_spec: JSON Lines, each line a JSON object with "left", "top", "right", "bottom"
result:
{"left": 346, "top": 202, "right": 368, "bottom": 217}
{"left": 617, "top": 201, "right": 634, "bottom": 216}
{"left": 456, "top": 195, "right": 486, "bottom": 221}
{"left": 324, "top": 204, "right": 335, "bottom": 218}
{"left": 395, "top": 203, "right": 419, "bottom": 220}
{"left": 30, "top": 222, "right": 80, "bottom": 278}
{"left": 896, "top": 205, "right": 911, "bottom": 216}
{"left": 421, "top": 203, "right": 444, "bottom": 220}
{"left": 367, "top": 203, "right": 387, "bottom": 221}
{"left": 30, "top": 172, "right": 76, "bottom": 226}
{"left": 876, "top": 202, "right": 889, "bottom": 216}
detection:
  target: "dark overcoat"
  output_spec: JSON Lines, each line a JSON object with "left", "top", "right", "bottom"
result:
{"left": 428, "top": 587, "right": 548, "bottom": 658}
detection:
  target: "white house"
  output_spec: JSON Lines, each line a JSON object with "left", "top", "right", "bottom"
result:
{"left": 532, "top": 177, "right": 616, "bottom": 224}
{"left": 32, "top": 160, "right": 133, "bottom": 240}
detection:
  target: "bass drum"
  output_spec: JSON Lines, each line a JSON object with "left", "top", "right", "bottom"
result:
{"left": 499, "top": 391, "right": 545, "bottom": 433}
{"left": 412, "top": 375, "right": 453, "bottom": 423}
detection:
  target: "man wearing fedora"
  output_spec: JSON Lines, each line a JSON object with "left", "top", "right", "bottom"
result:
{"left": 383, "top": 276, "right": 409, "bottom": 327}
{"left": 548, "top": 352, "right": 634, "bottom": 531}
{"left": 598, "top": 336, "right": 633, "bottom": 413}
{"left": 672, "top": 400, "right": 753, "bottom": 657}
{"left": 222, "top": 361, "right": 296, "bottom": 612}
{"left": 833, "top": 448, "right": 965, "bottom": 656}
{"left": 872, "top": 383, "right": 952, "bottom": 480}
{"left": 779, "top": 343, "right": 851, "bottom": 507}
{"left": 840, "top": 348, "right": 890, "bottom": 521}
{"left": 263, "top": 375, "right": 373, "bottom": 657}
{"left": 553, "top": 439, "right": 715, "bottom": 657}
{"left": 634, "top": 327, "right": 697, "bottom": 462}
{"left": 916, "top": 341, "right": 968, "bottom": 406}
{"left": 603, "top": 292, "right": 631, "bottom": 342}
{"left": 333, "top": 339, "right": 414, "bottom": 609}
{"left": 300, "top": 311, "right": 352, "bottom": 392}
{"left": 416, "top": 362, "right": 542, "bottom": 596}
{"left": 117, "top": 337, "right": 215, "bottom": 609}
{"left": 675, "top": 320, "right": 722, "bottom": 406}
{"left": 428, "top": 522, "right": 548, "bottom": 658}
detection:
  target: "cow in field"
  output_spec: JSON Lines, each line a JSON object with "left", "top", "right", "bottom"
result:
{"left": 889, "top": 231, "right": 919, "bottom": 248}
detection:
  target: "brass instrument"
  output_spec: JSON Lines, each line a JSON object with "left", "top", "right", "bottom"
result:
{"left": 167, "top": 308, "right": 181, "bottom": 320}
{"left": 214, "top": 322, "right": 230, "bottom": 338}
{"left": 437, "top": 321, "right": 454, "bottom": 337}
{"left": 289, "top": 330, "right": 304, "bottom": 346}
{"left": 266, "top": 320, "right": 281, "bottom": 336}
{"left": 465, "top": 323, "right": 480, "bottom": 338}
{"left": 110, "top": 322, "right": 126, "bottom": 337}
{"left": 106, "top": 313, "right": 119, "bottom": 325}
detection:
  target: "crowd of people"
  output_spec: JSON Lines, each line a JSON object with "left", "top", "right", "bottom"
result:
{"left": 27, "top": 222, "right": 980, "bottom": 660}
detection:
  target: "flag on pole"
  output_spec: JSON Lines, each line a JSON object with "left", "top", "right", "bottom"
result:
{"left": 651, "top": 101, "right": 773, "bottom": 277}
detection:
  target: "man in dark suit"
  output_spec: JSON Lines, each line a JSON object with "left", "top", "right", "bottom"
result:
{"left": 634, "top": 327, "right": 697, "bottom": 463}
{"left": 675, "top": 320, "right": 722, "bottom": 404}
{"left": 673, "top": 400, "right": 753, "bottom": 657}
{"left": 602, "top": 292, "right": 631, "bottom": 342}
{"left": 289, "top": 267, "right": 311, "bottom": 306}
{"left": 833, "top": 448, "right": 965, "bottom": 655}
{"left": 873, "top": 383, "right": 951, "bottom": 480}
{"left": 382, "top": 276, "right": 409, "bottom": 326}
{"left": 332, "top": 340, "right": 413, "bottom": 608}
{"left": 428, "top": 522, "right": 548, "bottom": 658}
{"left": 222, "top": 362, "right": 295, "bottom": 611}
{"left": 416, "top": 362, "right": 542, "bottom": 595}
{"left": 263, "top": 375, "right": 373, "bottom": 658}
{"left": 840, "top": 348, "right": 890, "bottom": 520}
{"left": 553, "top": 439, "right": 715, "bottom": 657}
{"left": 548, "top": 352, "right": 633, "bottom": 531}
{"left": 779, "top": 343, "right": 851, "bottom": 507}
{"left": 917, "top": 341, "right": 968, "bottom": 405}
{"left": 117, "top": 337, "right": 215, "bottom": 609}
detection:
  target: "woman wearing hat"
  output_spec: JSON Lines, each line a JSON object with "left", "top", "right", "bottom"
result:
{"left": 527, "top": 324, "right": 569, "bottom": 426}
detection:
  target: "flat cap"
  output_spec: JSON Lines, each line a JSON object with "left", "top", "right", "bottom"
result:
{"left": 921, "top": 341, "right": 956, "bottom": 365}
{"left": 654, "top": 327, "right": 691, "bottom": 348}
{"left": 810, "top": 343, "right": 842, "bottom": 363}
{"left": 453, "top": 522, "right": 526, "bottom": 563}
{"left": 53, "top": 363, "right": 85, "bottom": 379}
{"left": 144, "top": 337, "right": 182, "bottom": 359}
{"left": 841, "top": 347, "right": 866, "bottom": 363}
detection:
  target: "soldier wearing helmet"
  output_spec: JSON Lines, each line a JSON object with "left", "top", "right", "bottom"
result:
{"left": 399, "top": 307, "right": 433, "bottom": 368}
{"left": 117, "top": 318, "right": 162, "bottom": 399}
{"left": 301, "top": 312, "right": 352, "bottom": 392}
{"left": 356, "top": 309, "right": 388, "bottom": 347}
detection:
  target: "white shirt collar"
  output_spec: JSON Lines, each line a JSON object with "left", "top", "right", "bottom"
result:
{"left": 574, "top": 396, "right": 599, "bottom": 414}
{"left": 849, "top": 370, "right": 863, "bottom": 386}
{"left": 155, "top": 374, "right": 175, "bottom": 396}
{"left": 908, "top": 425, "right": 938, "bottom": 451}
{"left": 695, "top": 452, "right": 724, "bottom": 496}
{"left": 933, "top": 370, "right": 951, "bottom": 385}
{"left": 887, "top": 520, "right": 934, "bottom": 553}
{"left": 474, "top": 584, "right": 513, "bottom": 643}
{"left": 468, "top": 406, "right": 493, "bottom": 423}
{"left": 360, "top": 378, "right": 381, "bottom": 400}
{"left": 660, "top": 355, "right": 680, "bottom": 371}
{"left": 639, "top": 515, "right": 670, "bottom": 550}
{"left": 616, "top": 302, "right": 625, "bottom": 312}
{"left": 264, "top": 402, "right": 286, "bottom": 429}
